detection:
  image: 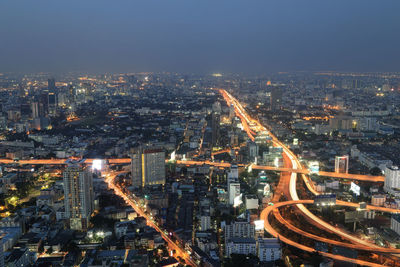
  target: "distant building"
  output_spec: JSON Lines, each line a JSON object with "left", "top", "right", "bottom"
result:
{"left": 269, "top": 87, "right": 282, "bottom": 111}
{"left": 384, "top": 166, "right": 400, "bottom": 193}
{"left": 335, "top": 155, "right": 349, "bottom": 174}
{"left": 131, "top": 147, "right": 165, "bottom": 188}
{"left": 257, "top": 238, "right": 281, "bottom": 262}
{"left": 63, "top": 160, "right": 94, "bottom": 230}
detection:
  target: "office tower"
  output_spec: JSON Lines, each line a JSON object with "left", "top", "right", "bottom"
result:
{"left": 211, "top": 112, "right": 220, "bottom": 146}
{"left": 63, "top": 160, "right": 94, "bottom": 230}
{"left": 269, "top": 87, "right": 282, "bottom": 111}
{"left": 131, "top": 147, "right": 166, "bottom": 188}
{"left": 334, "top": 155, "right": 349, "bottom": 173}
{"left": 48, "top": 78, "right": 56, "bottom": 91}
{"left": 384, "top": 166, "right": 400, "bottom": 193}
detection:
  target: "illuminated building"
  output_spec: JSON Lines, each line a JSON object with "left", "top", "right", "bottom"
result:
{"left": 269, "top": 87, "right": 282, "bottom": 111}
{"left": 334, "top": 155, "right": 349, "bottom": 173}
{"left": 384, "top": 166, "right": 400, "bottom": 193}
{"left": 131, "top": 147, "right": 165, "bottom": 188}
{"left": 63, "top": 160, "right": 94, "bottom": 230}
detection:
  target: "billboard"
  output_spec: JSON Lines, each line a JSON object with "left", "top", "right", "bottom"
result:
{"left": 350, "top": 182, "right": 360, "bottom": 196}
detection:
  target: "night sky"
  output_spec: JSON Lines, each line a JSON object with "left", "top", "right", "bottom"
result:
{"left": 1, "top": 0, "right": 399, "bottom": 74}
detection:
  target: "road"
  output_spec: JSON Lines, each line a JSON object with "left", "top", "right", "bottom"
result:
{"left": 220, "top": 89, "right": 399, "bottom": 265}
{"left": 0, "top": 158, "right": 384, "bottom": 182}
{"left": 104, "top": 172, "right": 197, "bottom": 267}
{"left": 260, "top": 200, "right": 398, "bottom": 267}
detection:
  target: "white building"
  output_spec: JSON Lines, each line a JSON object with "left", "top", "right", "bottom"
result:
{"left": 258, "top": 238, "right": 281, "bottom": 262}
{"left": 228, "top": 182, "right": 240, "bottom": 205}
{"left": 245, "top": 195, "right": 259, "bottom": 210}
{"left": 225, "top": 220, "right": 255, "bottom": 241}
{"left": 390, "top": 215, "right": 400, "bottom": 236}
{"left": 226, "top": 238, "right": 256, "bottom": 257}
{"left": 227, "top": 165, "right": 239, "bottom": 185}
{"left": 384, "top": 166, "right": 400, "bottom": 193}
{"left": 200, "top": 215, "right": 211, "bottom": 231}
{"left": 63, "top": 161, "right": 94, "bottom": 230}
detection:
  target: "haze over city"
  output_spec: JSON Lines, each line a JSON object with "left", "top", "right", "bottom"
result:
{"left": 1, "top": 0, "right": 400, "bottom": 73}
{"left": 1, "top": 1, "right": 400, "bottom": 267}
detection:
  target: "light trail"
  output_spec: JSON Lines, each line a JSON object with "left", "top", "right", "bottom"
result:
{"left": 220, "top": 89, "right": 399, "bottom": 265}
{"left": 105, "top": 172, "right": 197, "bottom": 267}
{"left": 260, "top": 200, "right": 395, "bottom": 267}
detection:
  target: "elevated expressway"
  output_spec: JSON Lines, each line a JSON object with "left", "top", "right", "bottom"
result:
{"left": 220, "top": 89, "right": 400, "bottom": 266}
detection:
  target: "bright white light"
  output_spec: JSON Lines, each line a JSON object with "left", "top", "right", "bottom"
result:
{"left": 254, "top": 220, "right": 264, "bottom": 230}
{"left": 233, "top": 193, "right": 243, "bottom": 208}
{"left": 92, "top": 159, "right": 103, "bottom": 171}
{"left": 274, "top": 157, "right": 279, "bottom": 167}
{"left": 350, "top": 182, "right": 360, "bottom": 196}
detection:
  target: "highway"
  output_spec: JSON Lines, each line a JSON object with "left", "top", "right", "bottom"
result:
{"left": 104, "top": 172, "right": 197, "bottom": 266}
{"left": 220, "top": 89, "right": 399, "bottom": 265}
{"left": 260, "top": 200, "right": 396, "bottom": 267}
{"left": 0, "top": 159, "right": 385, "bottom": 182}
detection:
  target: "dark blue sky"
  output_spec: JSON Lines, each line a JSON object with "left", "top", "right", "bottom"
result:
{"left": 1, "top": 0, "right": 399, "bottom": 74}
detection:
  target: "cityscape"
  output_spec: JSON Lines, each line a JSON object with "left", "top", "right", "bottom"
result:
{"left": 1, "top": 1, "right": 400, "bottom": 267}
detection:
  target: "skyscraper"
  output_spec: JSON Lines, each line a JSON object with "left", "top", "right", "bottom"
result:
{"left": 269, "top": 87, "right": 282, "bottom": 111}
{"left": 48, "top": 78, "right": 56, "bottom": 91}
{"left": 131, "top": 147, "right": 166, "bottom": 188}
{"left": 63, "top": 160, "right": 94, "bottom": 230}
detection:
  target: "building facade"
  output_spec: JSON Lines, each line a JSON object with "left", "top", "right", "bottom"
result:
{"left": 63, "top": 161, "right": 94, "bottom": 230}
{"left": 131, "top": 147, "right": 166, "bottom": 188}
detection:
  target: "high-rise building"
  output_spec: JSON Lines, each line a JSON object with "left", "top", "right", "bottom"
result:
{"left": 335, "top": 155, "right": 349, "bottom": 173}
{"left": 48, "top": 78, "right": 56, "bottom": 91}
{"left": 63, "top": 160, "right": 94, "bottom": 230}
{"left": 131, "top": 147, "right": 166, "bottom": 188}
{"left": 384, "top": 166, "right": 400, "bottom": 193}
{"left": 211, "top": 112, "right": 220, "bottom": 146}
{"left": 270, "top": 87, "right": 282, "bottom": 111}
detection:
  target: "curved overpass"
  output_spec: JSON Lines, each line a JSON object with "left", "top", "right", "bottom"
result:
{"left": 261, "top": 200, "right": 399, "bottom": 266}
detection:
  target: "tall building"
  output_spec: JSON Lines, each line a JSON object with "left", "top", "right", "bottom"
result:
{"left": 384, "top": 166, "right": 400, "bottom": 193}
{"left": 48, "top": 78, "right": 56, "bottom": 91}
{"left": 211, "top": 112, "right": 220, "bottom": 146}
{"left": 131, "top": 147, "right": 166, "bottom": 188}
{"left": 335, "top": 155, "right": 349, "bottom": 173}
{"left": 270, "top": 87, "right": 282, "bottom": 111}
{"left": 63, "top": 160, "right": 94, "bottom": 230}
